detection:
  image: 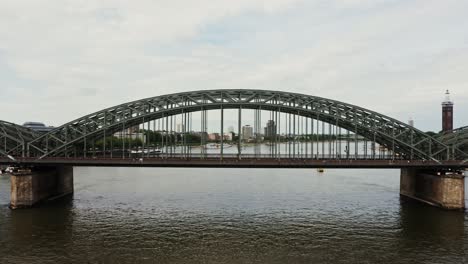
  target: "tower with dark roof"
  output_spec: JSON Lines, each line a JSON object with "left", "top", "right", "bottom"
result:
{"left": 442, "top": 90, "right": 454, "bottom": 132}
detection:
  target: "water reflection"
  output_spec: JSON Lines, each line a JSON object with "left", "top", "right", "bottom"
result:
{"left": 0, "top": 168, "right": 466, "bottom": 264}
{"left": 399, "top": 198, "right": 465, "bottom": 238}
{"left": 395, "top": 198, "right": 466, "bottom": 263}
{"left": 8, "top": 196, "right": 74, "bottom": 237}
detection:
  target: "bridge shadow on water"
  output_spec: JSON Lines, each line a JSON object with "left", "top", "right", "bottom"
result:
{"left": 1, "top": 195, "right": 75, "bottom": 255}
{"left": 395, "top": 197, "right": 467, "bottom": 263}
{"left": 398, "top": 197, "right": 465, "bottom": 238}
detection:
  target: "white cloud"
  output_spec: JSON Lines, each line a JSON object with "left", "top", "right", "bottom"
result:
{"left": 0, "top": 0, "right": 467, "bottom": 131}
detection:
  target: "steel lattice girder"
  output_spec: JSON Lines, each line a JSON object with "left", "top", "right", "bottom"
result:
{"left": 26, "top": 89, "right": 456, "bottom": 161}
{"left": 0, "top": 120, "right": 39, "bottom": 159}
{"left": 437, "top": 126, "right": 468, "bottom": 160}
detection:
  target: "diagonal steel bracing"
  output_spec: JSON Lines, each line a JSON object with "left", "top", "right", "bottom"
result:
{"left": 16, "top": 89, "right": 461, "bottom": 161}
{"left": 437, "top": 126, "right": 468, "bottom": 160}
{"left": 0, "top": 120, "right": 39, "bottom": 158}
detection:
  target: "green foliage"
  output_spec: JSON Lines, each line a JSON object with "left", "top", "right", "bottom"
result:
{"left": 425, "top": 131, "right": 438, "bottom": 137}
{"left": 140, "top": 130, "right": 203, "bottom": 145}
{"left": 95, "top": 137, "right": 143, "bottom": 149}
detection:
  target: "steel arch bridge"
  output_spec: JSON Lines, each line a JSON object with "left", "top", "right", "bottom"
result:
{"left": 5, "top": 89, "right": 460, "bottom": 163}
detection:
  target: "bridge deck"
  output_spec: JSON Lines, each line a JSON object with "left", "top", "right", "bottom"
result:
{"left": 1, "top": 157, "right": 465, "bottom": 169}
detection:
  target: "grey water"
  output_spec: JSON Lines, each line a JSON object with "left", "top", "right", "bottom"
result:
{"left": 0, "top": 167, "right": 467, "bottom": 264}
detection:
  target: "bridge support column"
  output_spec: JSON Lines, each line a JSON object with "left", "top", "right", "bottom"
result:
{"left": 10, "top": 166, "right": 74, "bottom": 209}
{"left": 400, "top": 168, "right": 465, "bottom": 210}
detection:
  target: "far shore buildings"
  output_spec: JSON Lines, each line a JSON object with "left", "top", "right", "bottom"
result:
{"left": 113, "top": 126, "right": 146, "bottom": 143}
{"left": 207, "top": 132, "right": 235, "bottom": 141}
{"left": 208, "top": 133, "right": 221, "bottom": 141}
{"left": 194, "top": 131, "right": 208, "bottom": 142}
{"left": 223, "top": 132, "right": 233, "bottom": 141}
{"left": 176, "top": 123, "right": 185, "bottom": 133}
{"left": 23, "top": 122, "right": 54, "bottom": 133}
{"left": 242, "top": 125, "right": 253, "bottom": 141}
{"left": 264, "top": 120, "right": 276, "bottom": 140}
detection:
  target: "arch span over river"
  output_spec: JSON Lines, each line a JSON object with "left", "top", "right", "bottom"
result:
{"left": 1, "top": 89, "right": 466, "bottom": 210}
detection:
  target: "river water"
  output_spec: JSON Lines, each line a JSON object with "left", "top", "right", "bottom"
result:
{"left": 0, "top": 167, "right": 466, "bottom": 264}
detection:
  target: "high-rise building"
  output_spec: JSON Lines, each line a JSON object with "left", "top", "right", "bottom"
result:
{"left": 176, "top": 123, "right": 185, "bottom": 133}
{"left": 442, "top": 90, "right": 454, "bottom": 132}
{"left": 408, "top": 118, "right": 414, "bottom": 127}
{"left": 264, "top": 120, "right": 276, "bottom": 140}
{"left": 242, "top": 125, "right": 253, "bottom": 140}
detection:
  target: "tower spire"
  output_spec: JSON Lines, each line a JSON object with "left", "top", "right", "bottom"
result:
{"left": 441, "top": 90, "right": 454, "bottom": 132}
{"left": 443, "top": 89, "right": 452, "bottom": 104}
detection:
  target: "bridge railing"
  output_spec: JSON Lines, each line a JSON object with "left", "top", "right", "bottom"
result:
{"left": 15, "top": 153, "right": 398, "bottom": 160}
{"left": 4, "top": 156, "right": 465, "bottom": 169}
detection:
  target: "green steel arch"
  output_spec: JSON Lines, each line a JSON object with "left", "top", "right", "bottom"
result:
{"left": 0, "top": 120, "right": 39, "bottom": 160}
{"left": 25, "top": 89, "right": 460, "bottom": 161}
{"left": 437, "top": 126, "right": 468, "bottom": 162}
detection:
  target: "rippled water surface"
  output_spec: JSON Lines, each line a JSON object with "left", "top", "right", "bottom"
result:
{"left": 0, "top": 168, "right": 467, "bottom": 264}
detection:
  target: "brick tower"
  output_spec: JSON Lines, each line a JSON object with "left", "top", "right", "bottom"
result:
{"left": 441, "top": 90, "right": 453, "bottom": 132}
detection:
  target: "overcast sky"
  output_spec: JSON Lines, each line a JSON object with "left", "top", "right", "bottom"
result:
{"left": 0, "top": 0, "right": 467, "bottom": 132}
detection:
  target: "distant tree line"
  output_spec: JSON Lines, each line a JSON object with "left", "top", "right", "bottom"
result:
{"left": 264, "top": 134, "right": 364, "bottom": 142}
{"left": 79, "top": 130, "right": 205, "bottom": 150}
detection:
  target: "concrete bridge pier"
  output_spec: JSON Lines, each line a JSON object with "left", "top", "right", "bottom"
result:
{"left": 400, "top": 168, "right": 465, "bottom": 210}
{"left": 10, "top": 166, "right": 74, "bottom": 209}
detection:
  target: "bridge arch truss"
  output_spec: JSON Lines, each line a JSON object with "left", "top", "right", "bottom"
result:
{"left": 438, "top": 126, "right": 468, "bottom": 162}
{"left": 0, "top": 121, "right": 39, "bottom": 160}
{"left": 25, "top": 90, "right": 462, "bottom": 162}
